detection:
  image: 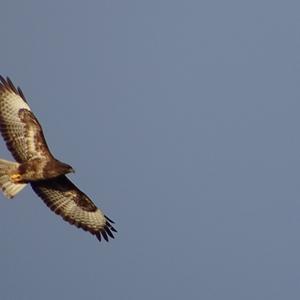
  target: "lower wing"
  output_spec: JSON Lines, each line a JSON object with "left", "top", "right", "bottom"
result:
{"left": 31, "top": 175, "right": 117, "bottom": 242}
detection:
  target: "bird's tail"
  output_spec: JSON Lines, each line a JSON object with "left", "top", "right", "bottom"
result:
{"left": 0, "top": 159, "right": 26, "bottom": 199}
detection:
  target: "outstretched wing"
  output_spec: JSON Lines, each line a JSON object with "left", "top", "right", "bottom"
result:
{"left": 31, "top": 175, "right": 117, "bottom": 242}
{"left": 0, "top": 76, "right": 52, "bottom": 162}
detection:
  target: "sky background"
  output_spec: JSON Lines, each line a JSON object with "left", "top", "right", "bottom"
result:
{"left": 0, "top": 1, "right": 300, "bottom": 299}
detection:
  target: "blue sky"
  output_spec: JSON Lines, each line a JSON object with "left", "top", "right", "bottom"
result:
{"left": 1, "top": 1, "right": 300, "bottom": 299}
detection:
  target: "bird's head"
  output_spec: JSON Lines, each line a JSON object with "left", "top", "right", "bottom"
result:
{"left": 66, "top": 164, "right": 75, "bottom": 174}
{"left": 58, "top": 161, "right": 75, "bottom": 175}
{"left": 68, "top": 166, "right": 75, "bottom": 174}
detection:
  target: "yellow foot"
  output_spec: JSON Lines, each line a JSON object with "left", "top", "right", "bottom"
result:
{"left": 10, "top": 173, "right": 22, "bottom": 183}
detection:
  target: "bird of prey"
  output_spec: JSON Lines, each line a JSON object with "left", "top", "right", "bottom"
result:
{"left": 0, "top": 76, "right": 116, "bottom": 242}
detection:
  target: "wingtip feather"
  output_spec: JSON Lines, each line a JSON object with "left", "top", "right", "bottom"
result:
{"left": 104, "top": 226, "right": 115, "bottom": 239}
{"left": 105, "top": 215, "right": 115, "bottom": 224}
{"left": 101, "top": 230, "right": 109, "bottom": 242}
{"left": 96, "top": 232, "right": 101, "bottom": 242}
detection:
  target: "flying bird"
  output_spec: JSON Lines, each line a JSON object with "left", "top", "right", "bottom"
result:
{"left": 0, "top": 76, "right": 116, "bottom": 242}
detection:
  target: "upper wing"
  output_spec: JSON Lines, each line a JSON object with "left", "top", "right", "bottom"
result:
{"left": 0, "top": 76, "right": 52, "bottom": 162}
{"left": 31, "top": 175, "right": 117, "bottom": 242}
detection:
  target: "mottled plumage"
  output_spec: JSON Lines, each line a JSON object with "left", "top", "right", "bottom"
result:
{"left": 0, "top": 76, "right": 116, "bottom": 242}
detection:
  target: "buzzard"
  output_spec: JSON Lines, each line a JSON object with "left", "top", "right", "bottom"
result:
{"left": 0, "top": 76, "right": 116, "bottom": 242}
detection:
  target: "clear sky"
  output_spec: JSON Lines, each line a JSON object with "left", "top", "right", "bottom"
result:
{"left": 0, "top": 1, "right": 300, "bottom": 299}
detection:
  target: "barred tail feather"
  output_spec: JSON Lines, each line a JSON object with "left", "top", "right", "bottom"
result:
{"left": 0, "top": 159, "right": 26, "bottom": 199}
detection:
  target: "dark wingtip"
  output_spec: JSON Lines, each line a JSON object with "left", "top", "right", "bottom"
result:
{"left": 109, "top": 226, "right": 117, "bottom": 233}
{"left": 105, "top": 226, "right": 115, "bottom": 239}
{"left": 0, "top": 75, "right": 6, "bottom": 90}
{"left": 101, "top": 230, "right": 109, "bottom": 242}
{"left": 95, "top": 222, "right": 117, "bottom": 242}
{"left": 17, "top": 86, "right": 27, "bottom": 102}
{"left": 96, "top": 232, "right": 101, "bottom": 242}
{"left": 6, "top": 77, "right": 17, "bottom": 93}
{"left": 0, "top": 76, "right": 28, "bottom": 103}
{"left": 105, "top": 215, "right": 115, "bottom": 224}
{"left": 0, "top": 75, "right": 5, "bottom": 84}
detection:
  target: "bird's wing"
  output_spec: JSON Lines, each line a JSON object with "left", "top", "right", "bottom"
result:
{"left": 31, "top": 175, "right": 117, "bottom": 241}
{"left": 0, "top": 76, "right": 52, "bottom": 162}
